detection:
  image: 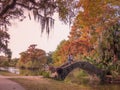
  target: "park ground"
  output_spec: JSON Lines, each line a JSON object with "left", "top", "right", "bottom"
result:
{"left": 0, "top": 71, "right": 87, "bottom": 90}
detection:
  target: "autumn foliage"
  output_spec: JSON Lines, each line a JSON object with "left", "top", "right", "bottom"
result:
{"left": 53, "top": 0, "right": 120, "bottom": 69}
{"left": 52, "top": 40, "right": 70, "bottom": 66}
{"left": 68, "top": 0, "right": 120, "bottom": 60}
{"left": 17, "top": 44, "right": 47, "bottom": 69}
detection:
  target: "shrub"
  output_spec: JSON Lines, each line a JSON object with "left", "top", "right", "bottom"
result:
{"left": 41, "top": 71, "right": 50, "bottom": 78}
{"left": 0, "top": 60, "right": 9, "bottom": 67}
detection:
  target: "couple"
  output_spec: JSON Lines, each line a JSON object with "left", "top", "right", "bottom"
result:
{"left": 68, "top": 54, "right": 74, "bottom": 64}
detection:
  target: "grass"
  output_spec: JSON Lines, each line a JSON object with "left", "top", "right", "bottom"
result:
{"left": 0, "top": 70, "right": 86, "bottom": 90}
{"left": 0, "top": 70, "right": 19, "bottom": 76}
{"left": 11, "top": 78, "right": 85, "bottom": 90}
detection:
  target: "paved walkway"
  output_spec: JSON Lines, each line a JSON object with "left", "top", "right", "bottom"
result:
{"left": 0, "top": 75, "right": 25, "bottom": 90}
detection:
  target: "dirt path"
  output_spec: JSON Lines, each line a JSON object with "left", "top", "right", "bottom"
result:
{"left": 0, "top": 75, "right": 25, "bottom": 90}
{"left": 0, "top": 75, "right": 43, "bottom": 79}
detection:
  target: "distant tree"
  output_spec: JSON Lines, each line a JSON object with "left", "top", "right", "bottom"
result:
{"left": 46, "top": 51, "right": 53, "bottom": 64}
{"left": 17, "top": 44, "right": 46, "bottom": 69}
{"left": 5, "top": 48, "right": 12, "bottom": 62}
{"left": 0, "top": 55, "right": 9, "bottom": 66}
{"left": 0, "top": 55, "right": 7, "bottom": 61}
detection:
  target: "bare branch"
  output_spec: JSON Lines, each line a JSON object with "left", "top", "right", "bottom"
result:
{"left": 0, "top": 0, "right": 17, "bottom": 17}
{"left": 29, "top": 0, "right": 36, "bottom": 5}
{"left": 16, "top": 2, "right": 32, "bottom": 10}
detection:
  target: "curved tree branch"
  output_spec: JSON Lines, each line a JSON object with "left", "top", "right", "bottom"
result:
{"left": 16, "top": 3, "right": 32, "bottom": 10}
{"left": 0, "top": 0, "right": 17, "bottom": 17}
{"left": 29, "top": 0, "right": 36, "bottom": 5}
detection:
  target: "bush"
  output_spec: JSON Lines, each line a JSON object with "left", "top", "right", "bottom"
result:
{"left": 16, "top": 60, "right": 25, "bottom": 68}
{"left": 25, "top": 61, "right": 33, "bottom": 69}
{"left": 41, "top": 71, "right": 50, "bottom": 78}
{"left": 9, "top": 58, "right": 19, "bottom": 67}
{"left": 0, "top": 60, "right": 9, "bottom": 67}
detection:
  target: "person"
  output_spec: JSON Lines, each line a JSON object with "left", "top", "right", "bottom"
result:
{"left": 68, "top": 54, "right": 73, "bottom": 64}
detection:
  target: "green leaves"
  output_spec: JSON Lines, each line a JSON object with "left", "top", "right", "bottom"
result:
{"left": 0, "top": 29, "right": 10, "bottom": 55}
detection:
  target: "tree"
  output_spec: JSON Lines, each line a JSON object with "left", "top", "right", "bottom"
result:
{"left": 97, "top": 23, "right": 120, "bottom": 62}
{"left": 46, "top": 51, "right": 53, "bottom": 64}
{"left": 0, "top": 55, "right": 9, "bottom": 66}
{"left": 68, "top": 0, "right": 120, "bottom": 60}
{"left": 0, "top": 0, "right": 78, "bottom": 56}
{"left": 52, "top": 40, "right": 70, "bottom": 66}
{"left": 5, "top": 48, "right": 12, "bottom": 62}
{"left": 0, "top": 0, "right": 77, "bottom": 33}
{"left": 0, "top": 29, "right": 11, "bottom": 59}
{"left": 97, "top": 24, "right": 120, "bottom": 74}
{"left": 66, "top": 1, "right": 120, "bottom": 76}
{"left": 68, "top": 26, "right": 92, "bottom": 58}
{"left": 18, "top": 44, "right": 46, "bottom": 69}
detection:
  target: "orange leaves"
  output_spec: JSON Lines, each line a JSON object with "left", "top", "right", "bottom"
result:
{"left": 76, "top": 0, "right": 120, "bottom": 31}
{"left": 68, "top": 20, "right": 92, "bottom": 56}
{"left": 68, "top": 0, "right": 120, "bottom": 56}
{"left": 19, "top": 44, "right": 46, "bottom": 64}
{"left": 95, "top": 27, "right": 102, "bottom": 33}
{"left": 54, "top": 0, "right": 120, "bottom": 63}
{"left": 69, "top": 36, "right": 91, "bottom": 56}
{"left": 52, "top": 40, "right": 71, "bottom": 65}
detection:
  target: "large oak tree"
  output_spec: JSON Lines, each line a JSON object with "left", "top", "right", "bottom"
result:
{"left": 0, "top": 0, "right": 77, "bottom": 55}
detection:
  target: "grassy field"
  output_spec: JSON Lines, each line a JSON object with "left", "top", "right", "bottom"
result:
{"left": 0, "top": 70, "right": 88, "bottom": 90}
{"left": 11, "top": 78, "right": 85, "bottom": 90}
{"left": 1, "top": 71, "right": 120, "bottom": 90}
{"left": 0, "top": 70, "right": 19, "bottom": 76}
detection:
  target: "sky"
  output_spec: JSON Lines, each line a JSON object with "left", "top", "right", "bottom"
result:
{"left": 8, "top": 14, "right": 70, "bottom": 58}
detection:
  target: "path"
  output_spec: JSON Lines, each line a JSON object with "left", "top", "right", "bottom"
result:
{"left": 0, "top": 75, "right": 25, "bottom": 90}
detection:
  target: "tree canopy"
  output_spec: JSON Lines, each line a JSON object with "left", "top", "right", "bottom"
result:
{"left": 53, "top": 0, "right": 120, "bottom": 75}
{"left": 1, "top": 1, "right": 120, "bottom": 75}
{"left": 0, "top": 0, "right": 77, "bottom": 32}
{"left": 18, "top": 44, "right": 46, "bottom": 69}
{"left": 68, "top": 0, "right": 120, "bottom": 59}
{"left": 0, "top": 0, "right": 78, "bottom": 55}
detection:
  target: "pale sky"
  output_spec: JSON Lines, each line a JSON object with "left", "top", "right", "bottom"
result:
{"left": 8, "top": 14, "right": 70, "bottom": 58}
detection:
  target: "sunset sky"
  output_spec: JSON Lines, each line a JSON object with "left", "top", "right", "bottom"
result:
{"left": 8, "top": 14, "right": 70, "bottom": 58}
